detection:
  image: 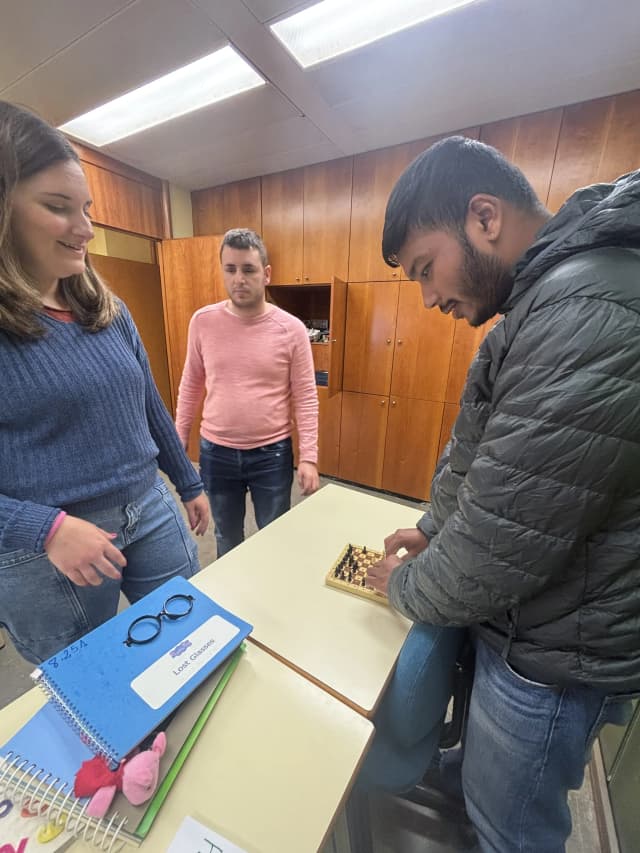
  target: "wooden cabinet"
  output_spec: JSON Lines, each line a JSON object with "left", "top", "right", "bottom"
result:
{"left": 344, "top": 281, "right": 456, "bottom": 402}
{"left": 158, "top": 235, "right": 225, "bottom": 459}
{"left": 445, "top": 316, "right": 496, "bottom": 404}
{"left": 82, "top": 161, "right": 165, "bottom": 239}
{"left": 266, "top": 279, "right": 347, "bottom": 396}
{"left": 438, "top": 402, "right": 460, "bottom": 457}
{"left": 382, "top": 397, "right": 444, "bottom": 500}
{"left": 191, "top": 177, "right": 262, "bottom": 237}
{"left": 339, "top": 392, "right": 389, "bottom": 488}
{"left": 262, "top": 159, "right": 353, "bottom": 284}
{"left": 338, "top": 392, "right": 444, "bottom": 500}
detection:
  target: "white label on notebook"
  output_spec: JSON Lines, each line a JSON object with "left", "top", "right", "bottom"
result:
{"left": 167, "top": 816, "right": 247, "bottom": 853}
{"left": 131, "top": 615, "right": 240, "bottom": 709}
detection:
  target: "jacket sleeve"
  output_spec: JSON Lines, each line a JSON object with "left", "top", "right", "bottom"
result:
{"left": 388, "top": 295, "right": 640, "bottom": 623}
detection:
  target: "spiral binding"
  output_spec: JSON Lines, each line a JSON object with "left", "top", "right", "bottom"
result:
{"left": 33, "top": 669, "right": 118, "bottom": 765}
{"left": 0, "top": 750, "right": 130, "bottom": 851}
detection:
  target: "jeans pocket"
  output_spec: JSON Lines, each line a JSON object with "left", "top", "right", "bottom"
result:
{"left": 0, "top": 548, "right": 36, "bottom": 569}
{"left": 502, "top": 657, "right": 555, "bottom": 690}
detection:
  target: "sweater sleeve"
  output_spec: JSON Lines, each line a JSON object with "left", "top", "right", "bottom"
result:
{"left": 120, "top": 308, "right": 203, "bottom": 502}
{"left": 175, "top": 313, "right": 206, "bottom": 447}
{"left": 388, "top": 296, "right": 640, "bottom": 624}
{"left": 0, "top": 495, "right": 61, "bottom": 552}
{"left": 289, "top": 322, "right": 319, "bottom": 464}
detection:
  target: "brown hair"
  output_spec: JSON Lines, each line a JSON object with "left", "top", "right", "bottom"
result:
{"left": 0, "top": 101, "right": 119, "bottom": 338}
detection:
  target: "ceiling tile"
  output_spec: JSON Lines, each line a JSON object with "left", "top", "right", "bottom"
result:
{"left": 0, "top": 0, "right": 132, "bottom": 90}
{"left": 3, "top": 0, "right": 226, "bottom": 125}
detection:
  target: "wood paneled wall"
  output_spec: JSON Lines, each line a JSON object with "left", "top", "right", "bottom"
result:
{"left": 191, "top": 88, "right": 640, "bottom": 238}
{"left": 73, "top": 142, "right": 167, "bottom": 239}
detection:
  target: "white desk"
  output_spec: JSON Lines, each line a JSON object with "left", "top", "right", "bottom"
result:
{"left": 0, "top": 643, "right": 372, "bottom": 853}
{"left": 194, "top": 483, "right": 423, "bottom": 716}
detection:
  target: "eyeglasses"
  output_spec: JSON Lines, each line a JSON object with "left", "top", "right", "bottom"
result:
{"left": 124, "top": 593, "right": 195, "bottom": 646}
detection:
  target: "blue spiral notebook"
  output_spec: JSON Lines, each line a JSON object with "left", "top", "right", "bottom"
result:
{"left": 30, "top": 576, "right": 252, "bottom": 766}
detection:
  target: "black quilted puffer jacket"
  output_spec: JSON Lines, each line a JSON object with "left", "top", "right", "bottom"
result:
{"left": 388, "top": 171, "right": 640, "bottom": 692}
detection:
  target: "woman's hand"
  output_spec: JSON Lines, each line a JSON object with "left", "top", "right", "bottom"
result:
{"left": 44, "top": 515, "right": 126, "bottom": 586}
{"left": 184, "top": 493, "right": 210, "bottom": 536}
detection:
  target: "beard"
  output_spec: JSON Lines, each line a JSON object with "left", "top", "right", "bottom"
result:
{"left": 458, "top": 233, "right": 514, "bottom": 326}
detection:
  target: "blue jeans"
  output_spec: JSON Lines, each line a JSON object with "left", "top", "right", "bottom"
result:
{"left": 199, "top": 436, "right": 294, "bottom": 558}
{"left": 356, "top": 623, "right": 465, "bottom": 792}
{"left": 0, "top": 476, "right": 199, "bottom": 664}
{"left": 456, "top": 638, "right": 636, "bottom": 852}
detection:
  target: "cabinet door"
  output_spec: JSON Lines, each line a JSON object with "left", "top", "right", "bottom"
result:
{"left": 382, "top": 397, "right": 444, "bottom": 501}
{"left": 349, "top": 146, "right": 419, "bottom": 282}
{"left": 445, "top": 317, "right": 495, "bottom": 405}
{"left": 391, "top": 282, "right": 455, "bottom": 401}
{"left": 158, "top": 235, "right": 225, "bottom": 458}
{"left": 303, "top": 158, "right": 353, "bottom": 283}
{"left": 83, "top": 161, "right": 164, "bottom": 238}
{"left": 261, "top": 169, "right": 304, "bottom": 284}
{"left": 328, "top": 277, "right": 347, "bottom": 397}
{"left": 480, "top": 109, "right": 562, "bottom": 206}
{"left": 343, "top": 281, "right": 399, "bottom": 395}
{"left": 192, "top": 178, "right": 262, "bottom": 236}
{"left": 317, "top": 387, "right": 342, "bottom": 477}
{"left": 339, "top": 392, "right": 389, "bottom": 488}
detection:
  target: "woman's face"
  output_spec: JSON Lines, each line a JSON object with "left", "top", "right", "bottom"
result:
{"left": 11, "top": 159, "right": 94, "bottom": 290}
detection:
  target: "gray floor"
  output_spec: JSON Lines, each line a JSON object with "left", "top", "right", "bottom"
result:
{"left": 0, "top": 475, "right": 601, "bottom": 852}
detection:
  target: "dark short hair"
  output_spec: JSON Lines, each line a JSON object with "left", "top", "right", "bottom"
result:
{"left": 382, "top": 135, "right": 543, "bottom": 266}
{"left": 220, "top": 228, "right": 269, "bottom": 266}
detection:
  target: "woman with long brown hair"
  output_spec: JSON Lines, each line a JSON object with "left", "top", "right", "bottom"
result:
{"left": 0, "top": 101, "right": 209, "bottom": 663}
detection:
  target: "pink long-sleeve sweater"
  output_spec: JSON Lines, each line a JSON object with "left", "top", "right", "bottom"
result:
{"left": 176, "top": 302, "right": 319, "bottom": 463}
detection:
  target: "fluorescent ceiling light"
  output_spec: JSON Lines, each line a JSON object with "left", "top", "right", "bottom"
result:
{"left": 59, "top": 46, "right": 265, "bottom": 146}
{"left": 271, "top": 0, "right": 478, "bottom": 68}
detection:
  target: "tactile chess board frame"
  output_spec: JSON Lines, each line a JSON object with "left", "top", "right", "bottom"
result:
{"left": 325, "top": 543, "right": 389, "bottom": 605}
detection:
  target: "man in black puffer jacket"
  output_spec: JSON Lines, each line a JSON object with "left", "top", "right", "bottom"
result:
{"left": 367, "top": 136, "right": 640, "bottom": 852}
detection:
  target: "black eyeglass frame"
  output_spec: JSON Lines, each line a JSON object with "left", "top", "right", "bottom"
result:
{"left": 124, "top": 593, "right": 195, "bottom": 647}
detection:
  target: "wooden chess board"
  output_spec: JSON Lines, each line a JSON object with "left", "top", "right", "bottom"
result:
{"left": 325, "top": 543, "right": 389, "bottom": 605}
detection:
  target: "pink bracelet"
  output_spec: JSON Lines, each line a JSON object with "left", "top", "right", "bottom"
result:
{"left": 44, "top": 511, "right": 67, "bottom": 547}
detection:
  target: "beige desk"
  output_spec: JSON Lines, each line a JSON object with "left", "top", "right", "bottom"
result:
{"left": 0, "top": 643, "right": 372, "bottom": 853}
{"left": 193, "top": 483, "right": 423, "bottom": 716}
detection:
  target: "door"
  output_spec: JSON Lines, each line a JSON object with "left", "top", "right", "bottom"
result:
{"left": 158, "top": 235, "right": 225, "bottom": 458}
{"left": 391, "top": 282, "right": 456, "bottom": 401}
{"left": 317, "top": 387, "right": 342, "bottom": 477}
{"left": 343, "top": 281, "right": 399, "bottom": 395}
{"left": 339, "top": 392, "right": 389, "bottom": 488}
{"left": 90, "top": 253, "right": 172, "bottom": 413}
{"left": 445, "top": 316, "right": 496, "bottom": 405}
{"left": 303, "top": 157, "right": 353, "bottom": 283}
{"left": 382, "top": 397, "right": 444, "bottom": 500}
{"left": 261, "top": 169, "right": 304, "bottom": 284}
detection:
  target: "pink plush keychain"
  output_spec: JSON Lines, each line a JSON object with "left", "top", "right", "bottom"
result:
{"left": 74, "top": 732, "right": 167, "bottom": 818}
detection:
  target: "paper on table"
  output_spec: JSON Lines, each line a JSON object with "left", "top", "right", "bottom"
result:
{"left": 167, "top": 816, "right": 247, "bottom": 853}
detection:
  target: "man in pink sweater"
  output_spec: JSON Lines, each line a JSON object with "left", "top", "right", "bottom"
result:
{"left": 176, "top": 229, "right": 319, "bottom": 557}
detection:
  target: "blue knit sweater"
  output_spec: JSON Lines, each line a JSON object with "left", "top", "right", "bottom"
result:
{"left": 0, "top": 302, "right": 203, "bottom": 553}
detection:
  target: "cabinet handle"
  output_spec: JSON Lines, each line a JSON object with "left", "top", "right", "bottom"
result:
{"left": 295, "top": 276, "right": 300, "bottom": 282}
{"left": 386, "top": 338, "right": 392, "bottom": 344}
{"left": 304, "top": 275, "right": 309, "bottom": 281}
{"left": 380, "top": 400, "right": 386, "bottom": 406}
{"left": 392, "top": 271, "right": 398, "bottom": 278}
{"left": 397, "top": 339, "right": 403, "bottom": 344}
{"left": 391, "top": 400, "right": 397, "bottom": 407}
{"left": 330, "top": 338, "right": 337, "bottom": 343}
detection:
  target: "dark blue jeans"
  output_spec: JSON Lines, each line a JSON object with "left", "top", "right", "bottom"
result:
{"left": 199, "top": 437, "right": 294, "bottom": 558}
{"left": 454, "top": 638, "right": 636, "bottom": 852}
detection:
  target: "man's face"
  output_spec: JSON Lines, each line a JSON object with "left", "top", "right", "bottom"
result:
{"left": 221, "top": 245, "right": 271, "bottom": 312}
{"left": 396, "top": 227, "right": 514, "bottom": 327}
